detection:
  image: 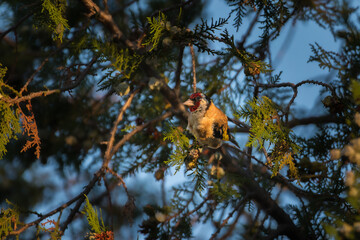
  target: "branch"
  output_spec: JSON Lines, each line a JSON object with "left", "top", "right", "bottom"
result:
{"left": 80, "top": 0, "right": 135, "bottom": 49}
{"left": 9, "top": 168, "right": 104, "bottom": 236}
{"left": 170, "top": 195, "right": 209, "bottom": 236}
{"left": 226, "top": 134, "right": 347, "bottom": 204}
{"left": 210, "top": 198, "right": 247, "bottom": 240}
{"left": 20, "top": 38, "right": 75, "bottom": 95}
{"left": 220, "top": 151, "right": 306, "bottom": 240}
{"left": 110, "top": 111, "right": 173, "bottom": 157}
{"left": 2, "top": 89, "right": 60, "bottom": 105}
{"left": 142, "top": 63, "right": 188, "bottom": 121}
{"left": 103, "top": 88, "right": 140, "bottom": 165}
{"left": 231, "top": 114, "right": 340, "bottom": 134}
{"left": 286, "top": 114, "right": 339, "bottom": 128}
{"left": 239, "top": 9, "right": 261, "bottom": 47}
{"left": 60, "top": 56, "right": 98, "bottom": 92}
{"left": 56, "top": 90, "right": 141, "bottom": 235}
{"left": 189, "top": 44, "right": 197, "bottom": 93}
{"left": 0, "top": 12, "right": 35, "bottom": 40}
{"left": 59, "top": 168, "right": 105, "bottom": 234}
{"left": 257, "top": 79, "right": 337, "bottom": 122}
{"left": 149, "top": 0, "right": 194, "bottom": 18}
{"left": 20, "top": 58, "right": 50, "bottom": 95}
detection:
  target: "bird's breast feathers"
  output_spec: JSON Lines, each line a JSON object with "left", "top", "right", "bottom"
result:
{"left": 187, "top": 102, "right": 229, "bottom": 142}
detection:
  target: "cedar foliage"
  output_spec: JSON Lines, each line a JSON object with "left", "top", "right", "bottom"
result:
{"left": 238, "top": 96, "right": 300, "bottom": 178}
{"left": 0, "top": 0, "right": 360, "bottom": 239}
{"left": 0, "top": 64, "right": 21, "bottom": 159}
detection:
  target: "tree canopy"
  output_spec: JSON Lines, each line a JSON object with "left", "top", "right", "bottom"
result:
{"left": 1, "top": 0, "right": 360, "bottom": 239}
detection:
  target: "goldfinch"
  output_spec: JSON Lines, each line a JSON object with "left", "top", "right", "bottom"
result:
{"left": 183, "top": 93, "right": 229, "bottom": 149}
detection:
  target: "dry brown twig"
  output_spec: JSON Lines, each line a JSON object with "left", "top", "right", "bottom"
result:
{"left": 189, "top": 43, "right": 197, "bottom": 93}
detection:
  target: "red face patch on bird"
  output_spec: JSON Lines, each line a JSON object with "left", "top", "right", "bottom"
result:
{"left": 189, "top": 93, "right": 203, "bottom": 112}
{"left": 189, "top": 92, "right": 202, "bottom": 100}
{"left": 190, "top": 101, "right": 200, "bottom": 112}
{"left": 183, "top": 93, "right": 208, "bottom": 112}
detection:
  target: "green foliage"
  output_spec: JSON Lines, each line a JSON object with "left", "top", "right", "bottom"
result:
{"left": 192, "top": 17, "right": 229, "bottom": 55}
{"left": 238, "top": 96, "right": 278, "bottom": 149}
{"left": 163, "top": 124, "right": 190, "bottom": 173}
{"left": 237, "top": 96, "right": 300, "bottom": 178}
{"left": 0, "top": 102, "right": 21, "bottom": 160}
{"left": 221, "top": 30, "right": 272, "bottom": 75}
{"left": 0, "top": 64, "right": 6, "bottom": 83}
{"left": 187, "top": 157, "right": 208, "bottom": 193}
{"left": 163, "top": 123, "right": 209, "bottom": 193}
{"left": 0, "top": 64, "right": 21, "bottom": 160}
{"left": 351, "top": 79, "right": 360, "bottom": 105}
{"left": 209, "top": 180, "right": 241, "bottom": 202}
{"left": 0, "top": 64, "right": 20, "bottom": 97}
{"left": 40, "top": 0, "right": 69, "bottom": 42}
{"left": 308, "top": 42, "right": 343, "bottom": 71}
{"left": 121, "top": 124, "right": 137, "bottom": 133}
{"left": 140, "top": 203, "right": 192, "bottom": 240}
{"left": 227, "top": 0, "right": 290, "bottom": 43}
{"left": 81, "top": 195, "right": 106, "bottom": 234}
{"left": 94, "top": 40, "right": 143, "bottom": 91}
{"left": 144, "top": 12, "right": 167, "bottom": 52}
{"left": 0, "top": 200, "right": 21, "bottom": 238}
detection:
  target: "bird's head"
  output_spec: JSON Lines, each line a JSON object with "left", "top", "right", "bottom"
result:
{"left": 183, "top": 92, "right": 210, "bottom": 112}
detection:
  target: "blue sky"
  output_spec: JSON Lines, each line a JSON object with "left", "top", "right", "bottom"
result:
{"left": 208, "top": 0, "right": 342, "bottom": 112}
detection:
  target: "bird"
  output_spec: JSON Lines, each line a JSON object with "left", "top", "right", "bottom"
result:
{"left": 183, "top": 92, "right": 230, "bottom": 149}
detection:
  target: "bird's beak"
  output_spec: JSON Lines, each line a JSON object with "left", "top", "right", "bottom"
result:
{"left": 183, "top": 99, "right": 194, "bottom": 107}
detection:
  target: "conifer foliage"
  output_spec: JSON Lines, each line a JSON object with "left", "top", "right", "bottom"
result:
{"left": 0, "top": 0, "right": 360, "bottom": 239}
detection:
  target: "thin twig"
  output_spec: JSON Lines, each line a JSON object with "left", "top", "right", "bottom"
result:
{"left": 2, "top": 89, "right": 60, "bottom": 105}
{"left": 150, "top": 0, "right": 194, "bottom": 18}
{"left": 59, "top": 168, "right": 105, "bottom": 234}
{"left": 20, "top": 59, "right": 49, "bottom": 95}
{"left": 80, "top": 0, "right": 135, "bottom": 48}
{"left": 110, "top": 111, "right": 172, "bottom": 156}
{"left": 60, "top": 56, "right": 98, "bottom": 92}
{"left": 0, "top": 12, "right": 35, "bottom": 40}
{"left": 174, "top": 46, "right": 185, "bottom": 96}
{"left": 103, "top": 88, "right": 140, "bottom": 165}
{"left": 210, "top": 198, "right": 248, "bottom": 240}
{"left": 20, "top": 38, "right": 75, "bottom": 94}
{"left": 219, "top": 208, "right": 244, "bottom": 240}
{"left": 9, "top": 168, "right": 104, "bottom": 236}
{"left": 168, "top": 192, "right": 208, "bottom": 238}
{"left": 257, "top": 79, "right": 337, "bottom": 122}
{"left": 189, "top": 44, "right": 197, "bottom": 93}
{"left": 103, "top": 177, "right": 114, "bottom": 231}
{"left": 239, "top": 10, "right": 261, "bottom": 47}
{"left": 106, "top": 167, "right": 130, "bottom": 197}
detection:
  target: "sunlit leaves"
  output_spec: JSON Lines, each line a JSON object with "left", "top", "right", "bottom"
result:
{"left": 93, "top": 40, "right": 143, "bottom": 91}
{"left": 237, "top": 96, "right": 300, "bottom": 178}
{"left": 0, "top": 64, "right": 21, "bottom": 160}
{"left": 40, "top": 0, "right": 69, "bottom": 42}
{"left": 0, "top": 200, "right": 21, "bottom": 238}
{"left": 221, "top": 30, "right": 272, "bottom": 75}
{"left": 144, "top": 12, "right": 167, "bottom": 52}
{"left": 163, "top": 124, "right": 190, "bottom": 173}
{"left": 81, "top": 195, "right": 114, "bottom": 240}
